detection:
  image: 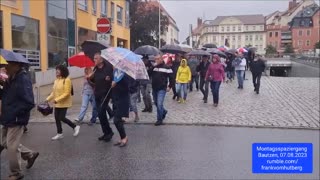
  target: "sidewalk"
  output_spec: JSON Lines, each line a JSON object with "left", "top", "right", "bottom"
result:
{"left": 30, "top": 72, "right": 320, "bottom": 130}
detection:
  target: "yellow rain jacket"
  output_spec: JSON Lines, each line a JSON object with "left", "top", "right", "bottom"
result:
{"left": 176, "top": 59, "right": 191, "bottom": 83}
{"left": 46, "top": 77, "right": 72, "bottom": 108}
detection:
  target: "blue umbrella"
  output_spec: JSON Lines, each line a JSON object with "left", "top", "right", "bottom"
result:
{"left": 101, "top": 47, "right": 149, "bottom": 80}
{"left": 0, "top": 49, "right": 30, "bottom": 64}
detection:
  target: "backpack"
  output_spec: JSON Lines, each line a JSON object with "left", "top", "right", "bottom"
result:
{"left": 63, "top": 79, "right": 74, "bottom": 96}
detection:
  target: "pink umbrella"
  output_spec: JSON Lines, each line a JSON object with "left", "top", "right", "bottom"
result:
{"left": 237, "top": 47, "right": 248, "bottom": 53}
{"left": 162, "top": 53, "right": 175, "bottom": 64}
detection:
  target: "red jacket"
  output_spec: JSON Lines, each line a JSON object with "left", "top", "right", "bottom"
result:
{"left": 205, "top": 62, "right": 225, "bottom": 82}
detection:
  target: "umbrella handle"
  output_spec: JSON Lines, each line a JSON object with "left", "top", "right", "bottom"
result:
{"left": 100, "top": 87, "right": 112, "bottom": 107}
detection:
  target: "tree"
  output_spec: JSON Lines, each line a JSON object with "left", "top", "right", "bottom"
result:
{"left": 315, "top": 41, "right": 320, "bottom": 49}
{"left": 284, "top": 44, "right": 294, "bottom": 53}
{"left": 129, "top": 0, "right": 169, "bottom": 50}
{"left": 265, "top": 45, "right": 277, "bottom": 55}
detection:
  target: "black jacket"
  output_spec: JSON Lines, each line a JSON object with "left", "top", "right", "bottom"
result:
{"left": 112, "top": 75, "right": 130, "bottom": 118}
{"left": 196, "top": 61, "right": 210, "bottom": 78}
{"left": 250, "top": 59, "right": 266, "bottom": 74}
{"left": 0, "top": 69, "right": 35, "bottom": 127}
{"left": 92, "top": 61, "right": 113, "bottom": 99}
{"left": 128, "top": 77, "right": 139, "bottom": 94}
{"left": 151, "top": 63, "right": 174, "bottom": 91}
{"left": 172, "top": 61, "right": 180, "bottom": 77}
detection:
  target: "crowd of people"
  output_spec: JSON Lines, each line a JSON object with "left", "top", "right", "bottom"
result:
{"left": 0, "top": 47, "right": 266, "bottom": 179}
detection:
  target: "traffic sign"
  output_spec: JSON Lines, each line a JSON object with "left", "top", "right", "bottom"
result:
{"left": 97, "top": 34, "right": 111, "bottom": 45}
{"left": 97, "top": 17, "right": 111, "bottom": 33}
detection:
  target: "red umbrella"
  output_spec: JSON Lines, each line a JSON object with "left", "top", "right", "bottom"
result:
{"left": 68, "top": 52, "right": 94, "bottom": 68}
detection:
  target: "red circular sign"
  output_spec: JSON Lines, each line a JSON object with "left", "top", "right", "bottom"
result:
{"left": 97, "top": 18, "right": 111, "bottom": 33}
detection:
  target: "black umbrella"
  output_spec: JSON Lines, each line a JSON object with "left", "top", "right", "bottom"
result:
{"left": 160, "top": 44, "right": 186, "bottom": 54}
{"left": 188, "top": 49, "right": 211, "bottom": 56}
{"left": 134, "top": 45, "right": 160, "bottom": 56}
{"left": 225, "top": 48, "right": 237, "bottom": 55}
{"left": 203, "top": 44, "right": 217, "bottom": 48}
{"left": 81, "top": 40, "right": 109, "bottom": 60}
{"left": 208, "top": 48, "right": 227, "bottom": 58}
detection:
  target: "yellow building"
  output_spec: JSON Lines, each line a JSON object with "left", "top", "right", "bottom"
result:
{"left": 0, "top": 0, "right": 130, "bottom": 71}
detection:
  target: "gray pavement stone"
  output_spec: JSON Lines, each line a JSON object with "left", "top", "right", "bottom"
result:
{"left": 30, "top": 72, "right": 320, "bottom": 129}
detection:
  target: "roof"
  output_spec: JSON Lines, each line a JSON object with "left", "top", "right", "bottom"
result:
{"left": 290, "top": 4, "right": 319, "bottom": 28}
{"left": 265, "top": 11, "right": 281, "bottom": 20}
{"left": 207, "top": 14, "right": 265, "bottom": 25}
{"left": 294, "top": 3, "right": 319, "bottom": 18}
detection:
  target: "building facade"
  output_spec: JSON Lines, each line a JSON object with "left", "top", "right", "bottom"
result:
{"left": 291, "top": 4, "right": 320, "bottom": 52}
{"left": 0, "top": 0, "right": 130, "bottom": 71}
{"left": 199, "top": 14, "right": 266, "bottom": 54}
{"left": 266, "top": 0, "right": 316, "bottom": 53}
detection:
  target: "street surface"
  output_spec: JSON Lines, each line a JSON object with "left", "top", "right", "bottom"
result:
{"left": 31, "top": 72, "right": 320, "bottom": 129}
{"left": 0, "top": 124, "right": 319, "bottom": 179}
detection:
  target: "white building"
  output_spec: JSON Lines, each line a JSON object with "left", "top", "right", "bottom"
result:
{"left": 199, "top": 14, "right": 267, "bottom": 54}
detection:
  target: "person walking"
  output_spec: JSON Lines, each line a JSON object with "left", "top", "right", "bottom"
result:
{"left": 205, "top": 55, "right": 225, "bottom": 107}
{"left": 225, "top": 54, "right": 234, "bottom": 83}
{"left": 176, "top": 59, "right": 191, "bottom": 103}
{"left": 89, "top": 52, "right": 114, "bottom": 142}
{"left": 46, "top": 65, "right": 80, "bottom": 140}
{"left": 188, "top": 55, "right": 199, "bottom": 92}
{"left": 196, "top": 55, "right": 210, "bottom": 103}
{"left": 140, "top": 56, "right": 153, "bottom": 113}
{"left": 234, "top": 51, "right": 247, "bottom": 89}
{"left": 75, "top": 67, "right": 98, "bottom": 125}
{"left": 151, "top": 54, "right": 174, "bottom": 126}
{"left": 111, "top": 71, "right": 130, "bottom": 147}
{"left": 250, "top": 55, "right": 266, "bottom": 94}
{"left": 128, "top": 76, "right": 140, "bottom": 122}
{"left": 171, "top": 55, "right": 181, "bottom": 100}
{"left": 0, "top": 62, "right": 39, "bottom": 180}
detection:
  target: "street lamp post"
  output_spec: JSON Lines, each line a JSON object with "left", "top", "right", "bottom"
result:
{"left": 158, "top": 0, "right": 161, "bottom": 49}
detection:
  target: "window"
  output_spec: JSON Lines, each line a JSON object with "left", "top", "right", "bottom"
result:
{"left": 0, "top": 11, "right": 2, "bottom": 49}
{"left": 221, "top": 26, "right": 224, "bottom": 32}
{"left": 253, "top": 26, "right": 256, "bottom": 30}
{"left": 78, "top": 0, "right": 87, "bottom": 11}
{"left": 249, "top": 35, "right": 252, "bottom": 41}
{"left": 226, "top": 26, "right": 230, "bottom": 32}
{"left": 117, "top": 6, "right": 123, "bottom": 25}
{"left": 245, "top": 35, "right": 248, "bottom": 40}
{"left": 92, "top": 0, "right": 97, "bottom": 15}
{"left": 125, "top": 0, "right": 129, "bottom": 27}
{"left": 269, "top": 32, "right": 272, "bottom": 37}
{"left": 238, "top": 26, "right": 241, "bottom": 31}
{"left": 47, "top": 0, "right": 68, "bottom": 68}
{"left": 101, "top": 0, "right": 107, "bottom": 16}
{"left": 306, "top": 40, "right": 310, "bottom": 46}
{"left": 246, "top": 26, "right": 248, "bottom": 31}
{"left": 215, "top": 27, "right": 218, "bottom": 32}
{"left": 11, "top": 14, "right": 40, "bottom": 68}
{"left": 260, "top": 26, "right": 263, "bottom": 30}
{"left": 307, "top": 29, "right": 311, "bottom": 36}
{"left": 260, "top": 35, "right": 263, "bottom": 40}
{"left": 232, "top": 35, "right": 235, "bottom": 41}
{"left": 111, "top": 2, "right": 115, "bottom": 22}
{"left": 255, "top": 35, "right": 258, "bottom": 40}
{"left": 213, "top": 36, "right": 216, "bottom": 41}
{"left": 67, "top": 0, "right": 75, "bottom": 19}
{"left": 232, "top": 26, "right": 236, "bottom": 31}
{"left": 238, "top": 35, "right": 241, "bottom": 40}
{"left": 299, "top": 30, "right": 303, "bottom": 36}
{"left": 275, "top": 32, "right": 278, "bottom": 37}
{"left": 298, "top": 40, "right": 303, "bottom": 46}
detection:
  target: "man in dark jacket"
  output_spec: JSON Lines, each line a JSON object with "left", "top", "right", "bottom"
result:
{"left": 171, "top": 55, "right": 181, "bottom": 100}
{"left": 90, "top": 52, "right": 114, "bottom": 142}
{"left": 0, "top": 62, "right": 39, "bottom": 180}
{"left": 151, "top": 54, "right": 175, "bottom": 126}
{"left": 250, "top": 55, "right": 266, "bottom": 94}
{"left": 196, "top": 55, "right": 210, "bottom": 103}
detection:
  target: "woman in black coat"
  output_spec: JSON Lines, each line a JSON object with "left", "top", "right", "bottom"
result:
{"left": 111, "top": 74, "right": 130, "bottom": 147}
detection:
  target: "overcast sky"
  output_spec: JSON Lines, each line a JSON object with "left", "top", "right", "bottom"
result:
{"left": 160, "top": 0, "right": 296, "bottom": 41}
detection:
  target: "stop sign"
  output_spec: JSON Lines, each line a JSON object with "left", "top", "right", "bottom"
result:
{"left": 97, "top": 18, "right": 111, "bottom": 33}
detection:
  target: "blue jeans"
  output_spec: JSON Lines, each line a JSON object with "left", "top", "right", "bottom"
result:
{"left": 152, "top": 90, "right": 167, "bottom": 121}
{"left": 176, "top": 83, "right": 188, "bottom": 100}
{"left": 226, "top": 71, "right": 233, "bottom": 80}
{"left": 129, "top": 92, "right": 138, "bottom": 113}
{"left": 210, "top": 81, "right": 221, "bottom": 104}
{"left": 78, "top": 93, "right": 98, "bottom": 123}
{"left": 236, "top": 70, "right": 245, "bottom": 88}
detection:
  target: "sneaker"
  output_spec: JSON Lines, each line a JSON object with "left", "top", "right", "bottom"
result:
{"left": 26, "top": 152, "right": 39, "bottom": 169}
{"left": 204, "top": 99, "right": 208, "bottom": 103}
{"left": 73, "top": 125, "right": 80, "bottom": 137}
{"left": 154, "top": 121, "right": 163, "bottom": 126}
{"left": 51, "top": 134, "right": 63, "bottom": 140}
{"left": 74, "top": 118, "right": 80, "bottom": 122}
{"left": 178, "top": 98, "right": 182, "bottom": 103}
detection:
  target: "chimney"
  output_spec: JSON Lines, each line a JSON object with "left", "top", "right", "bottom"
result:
{"left": 292, "top": 0, "right": 297, "bottom": 7}
{"left": 289, "top": 1, "right": 293, "bottom": 10}
{"left": 197, "top": 18, "right": 202, "bottom": 27}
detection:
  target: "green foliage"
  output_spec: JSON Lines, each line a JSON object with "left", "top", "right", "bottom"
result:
{"left": 284, "top": 44, "right": 294, "bottom": 53}
{"left": 130, "top": 0, "right": 169, "bottom": 50}
{"left": 265, "top": 45, "right": 277, "bottom": 55}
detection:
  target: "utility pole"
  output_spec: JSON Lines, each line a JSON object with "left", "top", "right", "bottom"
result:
{"left": 158, "top": 0, "right": 161, "bottom": 49}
